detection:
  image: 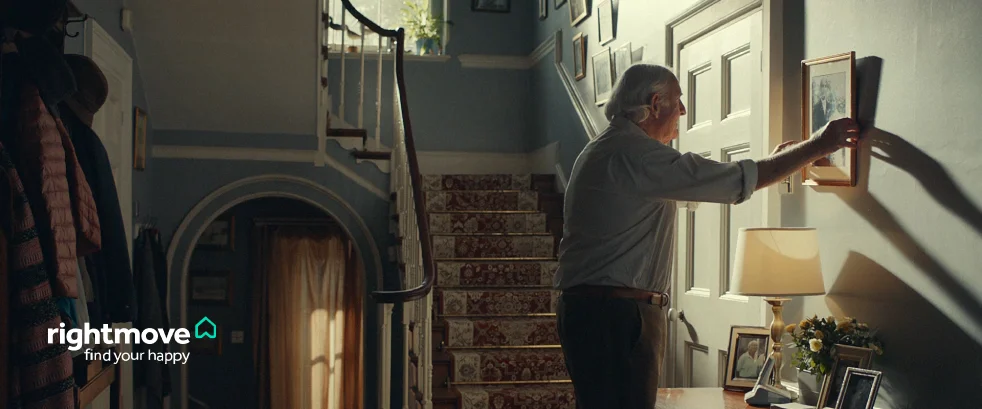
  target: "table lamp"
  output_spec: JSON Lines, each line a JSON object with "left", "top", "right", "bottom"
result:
{"left": 729, "top": 227, "right": 826, "bottom": 389}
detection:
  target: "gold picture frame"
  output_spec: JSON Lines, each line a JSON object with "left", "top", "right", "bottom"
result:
{"left": 801, "top": 51, "right": 856, "bottom": 187}
{"left": 573, "top": 32, "right": 587, "bottom": 80}
{"left": 569, "top": 0, "right": 589, "bottom": 27}
{"left": 133, "top": 107, "right": 147, "bottom": 170}
{"left": 723, "top": 326, "right": 772, "bottom": 391}
{"left": 817, "top": 344, "right": 875, "bottom": 408}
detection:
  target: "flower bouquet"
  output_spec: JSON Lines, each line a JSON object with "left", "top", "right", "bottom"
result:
{"left": 785, "top": 315, "right": 884, "bottom": 375}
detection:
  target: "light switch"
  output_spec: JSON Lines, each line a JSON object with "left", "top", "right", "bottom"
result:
{"left": 231, "top": 331, "right": 244, "bottom": 344}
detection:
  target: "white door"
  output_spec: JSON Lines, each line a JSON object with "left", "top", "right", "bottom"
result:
{"left": 672, "top": 10, "right": 765, "bottom": 387}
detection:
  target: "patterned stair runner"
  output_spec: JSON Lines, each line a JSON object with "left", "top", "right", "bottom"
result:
{"left": 424, "top": 174, "right": 575, "bottom": 409}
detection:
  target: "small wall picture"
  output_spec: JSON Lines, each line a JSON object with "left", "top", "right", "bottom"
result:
{"left": 613, "top": 42, "right": 632, "bottom": 81}
{"left": 573, "top": 32, "right": 587, "bottom": 81}
{"left": 539, "top": 0, "right": 548, "bottom": 20}
{"left": 592, "top": 47, "right": 613, "bottom": 106}
{"left": 133, "top": 107, "right": 147, "bottom": 170}
{"left": 472, "top": 0, "right": 510, "bottom": 13}
{"left": 197, "top": 215, "right": 235, "bottom": 250}
{"left": 631, "top": 45, "right": 645, "bottom": 63}
{"left": 834, "top": 368, "right": 882, "bottom": 409}
{"left": 802, "top": 51, "right": 856, "bottom": 186}
{"left": 596, "top": 0, "right": 615, "bottom": 45}
{"left": 555, "top": 0, "right": 567, "bottom": 9}
{"left": 724, "top": 326, "right": 772, "bottom": 391}
{"left": 818, "top": 344, "right": 875, "bottom": 408}
{"left": 189, "top": 270, "right": 232, "bottom": 306}
{"left": 569, "top": 0, "right": 589, "bottom": 26}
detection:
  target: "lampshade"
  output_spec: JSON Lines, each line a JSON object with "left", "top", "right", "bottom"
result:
{"left": 729, "top": 227, "right": 826, "bottom": 296}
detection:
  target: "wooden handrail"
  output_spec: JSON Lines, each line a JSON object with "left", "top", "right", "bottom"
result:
{"left": 338, "top": 0, "right": 434, "bottom": 304}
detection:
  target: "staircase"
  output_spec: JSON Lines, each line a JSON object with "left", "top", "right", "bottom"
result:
{"left": 421, "top": 174, "right": 575, "bottom": 409}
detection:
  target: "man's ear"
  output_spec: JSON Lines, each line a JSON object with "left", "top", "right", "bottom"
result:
{"left": 649, "top": 93, "right": 660, "bottom": 119}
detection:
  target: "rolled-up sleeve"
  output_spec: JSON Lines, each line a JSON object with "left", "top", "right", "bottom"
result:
{"left": 637, "top": 149, "right": 758, "bottom": 204}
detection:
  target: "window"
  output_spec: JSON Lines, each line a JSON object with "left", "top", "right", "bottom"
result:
{"left": 324, "top": 0, "right": 422, "bottom": 53}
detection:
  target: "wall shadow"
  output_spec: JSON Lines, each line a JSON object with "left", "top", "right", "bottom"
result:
{"left": 826, "top": 251, "right": 982, "bottom": 409}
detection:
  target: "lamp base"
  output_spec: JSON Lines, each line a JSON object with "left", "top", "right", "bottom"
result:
{"left": 764, "top": 297, "right": 792, "bottom": 389}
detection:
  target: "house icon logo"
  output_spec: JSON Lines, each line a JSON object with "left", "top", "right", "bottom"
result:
{"left": 195, "top": 317, "right": 217, "bottom": 339}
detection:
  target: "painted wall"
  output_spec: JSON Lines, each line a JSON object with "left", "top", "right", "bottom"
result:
{"left": 443, "top": 0, "right": 535, "bottom": 56}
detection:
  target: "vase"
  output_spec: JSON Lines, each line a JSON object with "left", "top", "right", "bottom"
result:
{"left": 415, "top": 38, "right": 439, "bottom": 55}
{"left": 796, "top": 369, "right": 824, "bottom": 405}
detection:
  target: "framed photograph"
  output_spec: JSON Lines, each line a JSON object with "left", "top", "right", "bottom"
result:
{"left": 817, "top": 344, "right": 875, "bottom": 408}
{"left": 472, "top": 0, "right": 510, "bottom": 13}
{"left": 596, "top": 0, "right": 614, "bottom": 45}
{"left": 197, "top": 215, "right": 235, "bottom": 250}
{"left": 569, "top": 0, "right": 589, "bottom": 27}
{"left": 631, "top": 45, "right": 645, "bottom": 63}
{"left": 133, "top": 107, "right": 147, "bottom": 170}
{"left": 613, "top": 42, "right": 632, "bottom": 81}
{"left": 723, "top": 326, "right": 772, "bottom": 391}
{"left": 592, "top": 48, "right": 613, "bottom": 106}
{"left": 539, "top": 0, "right": 548, "bottom": 20}
{"left": 801, "top": 51, "right": 857, "bottom": 186}
{"left": 834, "top": 368, "right": 882, "bottom": 409}
{"left": 555, "top": 0, "right": 567, "bottom": 9}
{"left": 572, "top": 32, "right": 587, "bottom": 81}
{"left": 189, "top": 270, "right": 233, "bottom": 305}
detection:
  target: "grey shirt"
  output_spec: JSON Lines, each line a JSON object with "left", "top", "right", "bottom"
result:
{"left": 554, "top": 116, "right": 759, "bottom": 293}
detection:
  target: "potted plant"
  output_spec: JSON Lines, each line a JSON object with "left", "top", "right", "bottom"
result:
{"left": 400, "top": 0, "right": 450, "bottom": 55}
{"left": 785, "top": 315, "right": 884, "bottom": 405}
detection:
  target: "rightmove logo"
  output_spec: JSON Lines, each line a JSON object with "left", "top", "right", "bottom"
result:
{"left": 195, "top": 317, "right": 217, "bottom": 339}
{"left": 47, "top": 317, "right": 217, "bottom": 365}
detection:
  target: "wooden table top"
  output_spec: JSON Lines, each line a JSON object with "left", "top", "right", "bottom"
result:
{"left": 657, "top": 388, "right": 757, "bottom": 409}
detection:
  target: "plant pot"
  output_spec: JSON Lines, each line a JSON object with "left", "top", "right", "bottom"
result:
{"left": 415, "top": 38, "right": 439, "bottom": 55}
{"left": 796, "top": 369, "right": 824, "bottom": 406}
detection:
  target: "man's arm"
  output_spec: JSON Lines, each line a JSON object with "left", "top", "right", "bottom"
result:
{"left": 754, "top": 118, "right": 860, "bottom": 190}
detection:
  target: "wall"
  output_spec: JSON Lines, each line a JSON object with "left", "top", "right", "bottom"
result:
{"left": 185, "top": 197, "right": 330, "bottom": 409}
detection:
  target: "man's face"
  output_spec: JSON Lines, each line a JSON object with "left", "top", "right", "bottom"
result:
{"left": 748, "top": 343, "right": 758, "bottom": 355}
{"left": 653, "top": 80, "right": 686, "bottom": 143}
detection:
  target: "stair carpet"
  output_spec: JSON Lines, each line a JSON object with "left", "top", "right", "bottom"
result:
{"left": 423, "top": 174, "right": 575, "bottom": 409}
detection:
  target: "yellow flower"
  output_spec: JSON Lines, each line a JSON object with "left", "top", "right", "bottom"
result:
{"left": 844, "top": 316, "right": 855, "bottom": 323}
{"left": 857, "top": 323, "right": 869, "bottom": 331}
{"left": 809, "top": 339, "right": 823, "bottom": 352}
{"left": 813, "top": 330, "right": 825, "bottom": 340}
{"left": 799, "top": 320, "right": 812, "bottom": 330}
{"left": 837, "top": 321, "right": 854, "bottom": 333}
{"left": 786, "top": 324, "right": 796, "bottom": 334}
{"left": 826, "top": 316, "right": 836, "bottom": 325}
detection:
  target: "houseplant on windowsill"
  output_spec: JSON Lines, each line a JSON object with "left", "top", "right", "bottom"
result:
{"left": 785, "top": 315, "right": 884, "bottom": 405}
{"left": 401, "top": 0, "right": 451, "bottom": 55}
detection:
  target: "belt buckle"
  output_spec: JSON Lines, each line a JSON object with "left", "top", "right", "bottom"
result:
{"left": 650, "top": 293, "right": 668, "bottom": 307}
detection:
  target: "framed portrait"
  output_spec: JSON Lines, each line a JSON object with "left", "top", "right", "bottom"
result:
{"left": 592, "top": 48, "right": 613, "bottom": 106}
{"left": 723, "top": 326, "right": 772, "bottom": 391}
{"left": 572, "top": 32, "right": 587, "bottom": 81}
{"left": 189, "top": 270, "right": 233, "bottom": 306}
{"left": 834, "top": 368, "right": 882, "bottom": 409}
{"left": 613, "top": 42, "right": 632, "bottom": 81}
{"left": 472, "top": 0, "right": 510, "bottom": 13}
{"left": 631, "top": 45, "right": 645, "bottom": 63}
{"left": 596, "top": 0, "right": 614, "bottom": 45}
{"left": 197, "top": 215, "right": 235, "bottom": 250}
{"left": 555, "top": 0, "right": 567, "bottom": 9}
{"left": 538, "top": 0, "right": 548, "bottom": 20}
{"left": 801, "top": 51, "right": 857, "bottom": 186}
{"left": 817, "top": 344, "right": 875, "bottom": 408}
{"left": 569, "top": 0, "right": 589, "bottom": 27}
{"left": 133, "top": 107, "right": 147, "bottom": 170}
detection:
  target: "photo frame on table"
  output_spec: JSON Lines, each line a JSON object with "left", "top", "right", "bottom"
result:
{"left": 133, "top": 107, "right": 147, "bottom": 170}
{"left": 196, "top": 214, "right": 235, "bottom": 250}
{"left": 834, "top": 368, "right": 882, "bottom": 409}
{"left": 569, "top": 0, "right": 589, "bottom": 26}
{"left": 592, "top": 47, "right": 613, "bottom": 106}
{"left": 572, "top": 32, "right": 587, "bottom": 80}
{"left": 801, "top": 51, "right": 857, "bottom": 187}
{"left": 538, "top": 0, "right": 548, "bottom": 20}
{"left": 555, "top": 0, "right": 567, "bottom": 9}
{"left": 613, "top": 42, "right": 632, "bottom": 81}
{"left": 596, "top": 0, "right": 615, "bottom": 45}
{"left": 817, "top": 344, "right": 875, "bottom": 408}
{"left": 472, "top": 0, "right": 510, "bottom": 13}
{"left": 189, "top": 270, "right": 233, "bottom": 306}
{"left": 723, "top": 326, "right": 772, "bottom": 391}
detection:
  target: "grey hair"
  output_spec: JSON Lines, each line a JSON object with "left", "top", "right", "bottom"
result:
{"left": 603, "top": 64, "right": 678, "bottom": 122}
{"left": 748, "top": 340, "right": 759, "bottom": 349}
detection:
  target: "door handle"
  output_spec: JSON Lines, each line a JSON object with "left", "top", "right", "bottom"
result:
{"left": 668, "top": 308, "right": 685, "bottom": 322}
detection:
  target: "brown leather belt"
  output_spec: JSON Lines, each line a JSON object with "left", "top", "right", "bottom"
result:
{"left": 562, "top": 284, "right": 670, "bottom": 307}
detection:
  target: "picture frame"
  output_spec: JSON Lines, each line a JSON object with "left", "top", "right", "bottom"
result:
{"left": 555, "top": 0, "right": 567, "bottom": 9}
{"left": 817, "top": 344, "right": 875, "bottom": 408}
{"left": 613, "top": 42, "right": 632, "bottom": 82}
{"left": 569, "top": 0, "right": 589, "bottom": 27}
{"left": 596, "top": 0, "right": 614, "bottom": 45}
{"left": 801, "top": 51, "right": 857, "bottom": 187}
{"left": 834, "top": 368, "right": 882, "bottom": 409}
{"left": 538, "top": 0, "right": 548, "bottom": 20}
{"left": 189, "top": 270, "right": 233, "bottom": 306}
{"left": 631, "top": 45, "right": 645, "bottom": 64}
{"left": 471, "top": 0, "right": 510, "bottom": 13}
{"left": 723, "top": 326, "right": 772, "bottom": 391}
{"left": 196, "top": 214, "right": 235, "bottom": 250}
{"left": 133, "top": 107, "right": 147, "bottom": 170}
{"left": 592, "top": 47, "right": 613, "bottom": 106}
{"left": 572, "top": 32, "right": 587, "bottom": 81}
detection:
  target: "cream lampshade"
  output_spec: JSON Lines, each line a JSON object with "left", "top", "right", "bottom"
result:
{"left": 730, "top": 227, "right": 826, "bottom": 389}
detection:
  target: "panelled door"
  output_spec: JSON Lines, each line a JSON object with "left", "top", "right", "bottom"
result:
{"left": 672, "top": 9, "right": 766, "bottom": 387}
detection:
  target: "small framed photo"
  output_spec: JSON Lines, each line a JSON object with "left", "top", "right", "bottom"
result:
{"left": 538, "top": 0, "right": 548, "bottom": 20}
{"left": 613, "top": 42, "right": 632, "bottom": 81}
{"left": 818, "top": 344, "right": 875, "bottom": 408}
{"left": 133, "top": 107, "right": 147, "bottom": 170}
{"left": 631, "top": 45, "right": 645, "bottom": 63}
{"left": 555, "top": 0, "right": 567, "bottom": 9}
{"left": 472, "top": 0, "right": 510, "bottom": 13}
{"left": 801, "top": 51, "right": 857, "bottom": 186}
{"left": 189, "top": 270, "right": 233, "bottom": 306}
{"left": 592, "top": 47, "right": 613, "bottom": 106}
{"left": 723, "top": 326, "right": 772, "bottom": 391}
{"left": 596, "top": 0, "right": 614, "bottom": 45}
{"left": 197, "top": 215, "right": 235, "bottom": 250}
{"left": 834, "top": 368, "right": 882, "bottom": 409}
{"left": 569, "top": 0, "right": 589, "bottom": 26}
{"left": 572, "top": 32, "right": 587, "bottom": 81}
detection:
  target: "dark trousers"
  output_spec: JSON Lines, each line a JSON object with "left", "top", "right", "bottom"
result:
{"left": 557, "top": 293, "right": 668, "bottom": 409}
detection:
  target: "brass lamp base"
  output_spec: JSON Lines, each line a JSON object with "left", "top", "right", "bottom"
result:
{"left": 764, "top": 297, "right": 792, "bottom": 389}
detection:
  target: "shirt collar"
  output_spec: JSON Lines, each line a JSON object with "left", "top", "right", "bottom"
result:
{"left": 609, "top": 114, "right": 651, "bottom": 140}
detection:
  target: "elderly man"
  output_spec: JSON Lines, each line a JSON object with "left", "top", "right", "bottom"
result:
{"left": 736, "top": 340, "right": 765, "bottom": 378}
{"left": 554, "top": 64, "right": 859, "bottom": 408}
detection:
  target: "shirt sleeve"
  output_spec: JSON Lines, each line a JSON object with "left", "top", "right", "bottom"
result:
{"left": 637, "top": 148, "right": 758, "bottom": 204}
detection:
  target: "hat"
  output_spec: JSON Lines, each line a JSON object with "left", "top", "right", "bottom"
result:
{"left": 62, "top": 54, "right": 108, "bottom": 127}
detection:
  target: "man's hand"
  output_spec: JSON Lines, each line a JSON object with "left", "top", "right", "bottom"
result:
{"left": 815, "top": 118, "right": 861, "bottom": 151}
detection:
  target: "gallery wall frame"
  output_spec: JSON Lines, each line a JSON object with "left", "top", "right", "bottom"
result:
{"left": 592, "top": 47, "right": 613, "bottom": 106}
{"left": 596, "top": 0, "right": 615, "bottom": 45}
{"left": 573, "top": 32, "right": 587, "bottom": 80}
{"left": 569, "top": 0, "right": 589, "bottom": 27}
{"left": 801, "top": 51, "right": 857, "bottom": 187}
{"left": 472, "top": 0, "right": 510, "bottom": 13}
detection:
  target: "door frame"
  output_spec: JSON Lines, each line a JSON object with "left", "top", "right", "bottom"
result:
{"left": 662, "top": 0, "right": 786, "bottom": 388}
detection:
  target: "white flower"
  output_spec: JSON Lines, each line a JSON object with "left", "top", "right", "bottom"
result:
{"left": 809, "top": 338, "right": 823, "bottom": 352}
